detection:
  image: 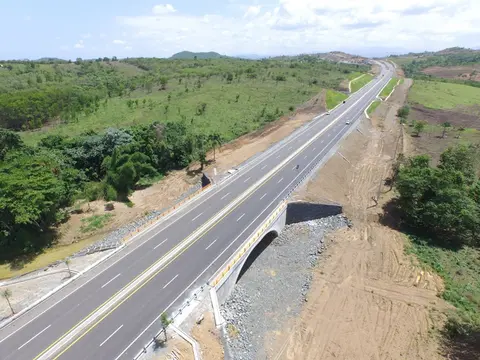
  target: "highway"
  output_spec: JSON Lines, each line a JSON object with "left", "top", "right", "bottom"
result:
{"left": 0, "top": 61, "right": 394, "bottom": 360}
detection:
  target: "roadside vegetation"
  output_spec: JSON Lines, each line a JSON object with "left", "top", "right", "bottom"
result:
{"left": 325, "top": 89, "right": 347, "bottom": 110}
{"left": 367, "top": 100, "right": 381, "bottom": 115}
{"left": 387, "top": 144, "right": 480, "bottom": 355}
{"left": 409, "top": 80, "right": 480, "bottom": 109}
{"left": 379, "top": 78, "right": 398, "bottom": 98}
{"left": 0, "top": 56, "right": 368, "bottom": 263}
{"left": 350, "top": 73, "right": 373, "bottom": 92}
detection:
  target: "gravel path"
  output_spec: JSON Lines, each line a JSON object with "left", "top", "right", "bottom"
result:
{"left": 220, "top": 214, "right": 350, "bottom": 360}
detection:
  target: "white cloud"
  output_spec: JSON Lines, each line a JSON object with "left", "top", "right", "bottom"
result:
{"left": 113, "top": 39, "right": 126, "bottom": 45}
{"left": 125, "top": 46, "right": 133, "bottom": 50}
{"left": 152, "top": 4, "right": 176, "bottom": 15}
{"left": 74, "top": 40, "right": 84, "bottom": 49}
{"left": 244, "top": 5, "right": 261, "bottom": 18}
{"left": 118, "top": 0, "right": 480, "bottom": 57}
{"left": 81, "top": 33, "right": 92, "bottom": 39}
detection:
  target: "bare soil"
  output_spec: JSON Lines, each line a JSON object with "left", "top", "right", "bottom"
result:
{"left": 57, "top": 92, "right": 326, "bottom": 247}
{"left": 410, "top": 104, "right": 480, "bottom": 130}
{"left": 191, "top": 312, "right": 224, "bottom": 360}
{"left": 422, "top": 65, "right": 480, "bottom": 82}
{"left": 270, "top": 78, "right": 450, "bottom": 360}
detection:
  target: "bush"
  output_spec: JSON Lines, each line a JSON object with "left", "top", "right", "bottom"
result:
{"left": 288, "top": 106, "right": 295, "bottom": 112}
{"left": 84, "top": 182, "right": 104, "bottom": 201}
{"left": 104, "top": 184, "right": 118, "bottom": 201}
{"left": 397, "top": 105, "right": 410, "bottom": 118}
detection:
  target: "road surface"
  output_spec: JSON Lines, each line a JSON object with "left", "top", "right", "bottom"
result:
{"left": 0, "top": 61, "right": 394, "bottom": 360}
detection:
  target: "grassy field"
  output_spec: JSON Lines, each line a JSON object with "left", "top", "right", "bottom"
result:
{"left": 407, "top": 237, "right": 480, "bottom": 334}
{"left": 350, "top": 73, "right": 373, "bottom": 93}
{"left": 325, "top": 89, "right": 347, "bottom": 110}
{"left": 20, "top": 59, "right": 366, "bottom": 145}
{"left": 409, "top": 80, "right": 480, "bottom": 109}
{"left": 347, "top": 71, "right": 363, "bottom": 80}
{"left": 380, "top": 78, "right": 398, "bottom": 98}
{"left": 367, "top": 100, "right": 381, "bottom": 114}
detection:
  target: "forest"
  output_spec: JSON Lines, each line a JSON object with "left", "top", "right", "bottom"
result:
{"left": 0, "top": 56, "right": 367, "bottom": 260}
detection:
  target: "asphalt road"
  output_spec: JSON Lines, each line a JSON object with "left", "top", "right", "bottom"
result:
{"left": 0, "top": 61, "right": 394, "bottom": 360}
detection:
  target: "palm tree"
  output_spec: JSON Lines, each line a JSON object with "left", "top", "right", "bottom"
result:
{"left": 160, "top": 312, "right": 171, "bottom": 342}
{"left": 2, "top": 288, "right": 14, "bottom": 315}
{"left": 441, "top": 122, "right": 451, "bottom": 138}
{"left": 65, "top": 259, "right": 72, "bottom": 277}
{"left": 208, "top": 132, "right": 223, "bottom": 162}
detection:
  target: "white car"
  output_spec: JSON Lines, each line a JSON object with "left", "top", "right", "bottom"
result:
{"left": 346, "top": 121, "right": 350, "bottom": 125}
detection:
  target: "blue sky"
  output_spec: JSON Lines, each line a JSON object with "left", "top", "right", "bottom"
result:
{"left": 1, "top": 0, "right": 479, "bottom": 60}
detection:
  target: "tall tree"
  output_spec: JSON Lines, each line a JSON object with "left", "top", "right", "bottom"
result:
{"left": 1, "top": 289, "right": 14, "bottom": 314}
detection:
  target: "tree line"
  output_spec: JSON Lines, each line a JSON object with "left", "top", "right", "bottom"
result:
{"left": 0, "top": 123, "right": 223, "bottom": 260}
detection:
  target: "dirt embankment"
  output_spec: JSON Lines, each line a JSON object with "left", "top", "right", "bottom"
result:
{"left": 271, "top": 79, "right": 450, "bottom": 360}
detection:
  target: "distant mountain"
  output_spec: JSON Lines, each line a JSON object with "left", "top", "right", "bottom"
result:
{"left": 170, "top": 51, "right": 225, "bottom": 60}
{"left": 270, "top": 51, "right": 369, "bottom": 65}
{"left": 390, "top": 47, "right": 480, "bottom": 58}
{"left": 234, "top": 54, "right": 265, "bottom": 60}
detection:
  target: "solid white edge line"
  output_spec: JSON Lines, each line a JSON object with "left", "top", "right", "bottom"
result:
{"left": 99, "top": 324, "right": 123, "bottom": 347}
{"left": 18, "top": 325, "right": 51, "bottom": 350}
{"left": 162, "top": 275, "right": 179, "bottom": 289}
{"left": 101, "top": 274, "right": 122, "bottom": 289}
{"left": 124, "top": 66, "right": 394, "bottom": 360}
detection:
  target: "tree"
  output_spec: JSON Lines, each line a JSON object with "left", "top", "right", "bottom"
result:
{"left": 160, "top": 312, "right": 171, "bottom": 342}
{"left": 441, "top": 121, "right": 451, "bottom": 138}
{"left": 0, "top": 129, "right": 23, "bottom": 160}
{"left": 159, "top": 77, "right": 168, "bottom": 90}
{"left": 65, "top": 259, "right": 72, "bottom": 277}
{"left": 414, "top": 120, "right": 426, "bottom": 136}
{"left": 1, "top": 289, "right": 14, "bottom": 315}
{"left": 208, "top": 132, "right": 223, "bottom": 162}
{"left": 397, "top": 105, "right": 410, "bottom": 119}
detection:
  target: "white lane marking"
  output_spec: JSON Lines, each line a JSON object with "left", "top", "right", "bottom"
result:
{"left": 276, "top": 154, "right": 281, "bottom": 159}
{"left": 205, "top": 238, "right": 218, "bottom": 250}
{"left": 328, "top": 133, "right": 331, "bottom": 137}
{"left": 288, "top": 146, "right": 293, "bottom": 150}
{"left": 243, "top": 177, "right": 251, "bottom": 183}
{"left": 99, "top": 325, "right": 123, "bottom": 347}
{"left": 0, "top": 69, "right": 391, "bottom": 347}
{"left": 220, "top": 192, "right": 230, "bottom": 200}
{"left": 154, "top": 238, "right": 168, "bottom": 250}
{"left": 191, "top": 212, "right": 204, "bottom": 222}
{"left": 261, "top": 164, "right": 267, "bottom": 170}
{"left": 163, "top": 275, "right": 179, "bottom": 289}
{"left": 237, "top": 213, "right": 245, "bottom": 222}
{"left": 277, "top": 177, "right": 284, "bottom": 184}
{"left": 116, "top": 90, "right": 391, "bottom": 359}
{"left": 304, "top": 155, "right": 308, "bottom": 160}
{"left": 312, "top": 147, "right": 316, "bottom": 151}
{"left": 18, "top": 325, "right": 51, "bottom": 350}
{"left": 321, "top": 140, "right": 324, "bottom": 144}
{"left": 260, "top": 193, "right": 267, "bottom": 200}
{"left": 101, "top": 274, "right": 122, "bottom": 289}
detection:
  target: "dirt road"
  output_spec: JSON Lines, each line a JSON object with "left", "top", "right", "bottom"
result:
{"left": 271, "top": 79, "right": 449, "bottom": 360}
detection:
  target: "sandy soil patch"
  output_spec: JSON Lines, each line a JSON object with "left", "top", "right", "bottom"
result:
{"left": 270, "top": 78, "right": 449, "bottom": 360}
{"left": 191, "top": 312, "right": 224, "bottom": 360}
{"left": 422, "top": 65, "right": 480, "bottom": 82}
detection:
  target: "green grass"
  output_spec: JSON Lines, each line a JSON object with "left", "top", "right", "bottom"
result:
{"left": 347, "top": 71, "right": 363, "bottom": 80}
{"left": 367, "top": 100, "right": 381, "bottom": 115}
{"left": 380, "top": 78, "right": 398, "bottom": 98}
{"left": 80, "top": 214, "right": 114, "bottom": 233}
{"left": 350, "top": 74, "right": 373, "bottom": 93}
{"left": 325, "top": 89, "right": 348, "bottom": 110}
{"left": 407, "top": 237, "right": 480, "bottom": 333}
{"left": 409, "top": 80, "right": 480, "bottom": 109}
{"left": 400, "top": 78, "right": 405, "bottom": 85}
{"left": 21, "top": 72, "right": 347, "bottom": 145}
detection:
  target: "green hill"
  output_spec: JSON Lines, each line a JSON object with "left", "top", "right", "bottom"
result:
{"left": 170, "top": 51, "right": 224, "bottom": 60}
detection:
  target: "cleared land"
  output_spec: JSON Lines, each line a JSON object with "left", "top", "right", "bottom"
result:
{"left": 408, "top": 80, "right": 480, "bottom": 130}
{"left": 350, "top": 73, "right": 374, "bottom": 92}
{"left": 271, "top": 78, "right": 448, "bottom": 360}
{"left": 422, "top": 65, "right": 480, "bottom": 82}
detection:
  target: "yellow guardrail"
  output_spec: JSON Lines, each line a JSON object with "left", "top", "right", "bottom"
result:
{"left": 210, "top": 200, "right": 287, "bottom": 287}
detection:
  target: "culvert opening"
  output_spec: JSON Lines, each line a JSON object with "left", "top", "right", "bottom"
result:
{"left": 237, "top": 230, "right": 278, "bottom": 283}
{"left": 286, "top": 201, "right": 343, "bottom": 225}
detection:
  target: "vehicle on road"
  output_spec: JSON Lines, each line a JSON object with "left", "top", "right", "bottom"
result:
{"left": 326, "top": 112, "right": 330, "bottom": 115}
{"left": 343, "top": 100, "right": 346, "bottom": 104}
{"left": 346, "top": 121, "right": 351, "bottom": 125}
